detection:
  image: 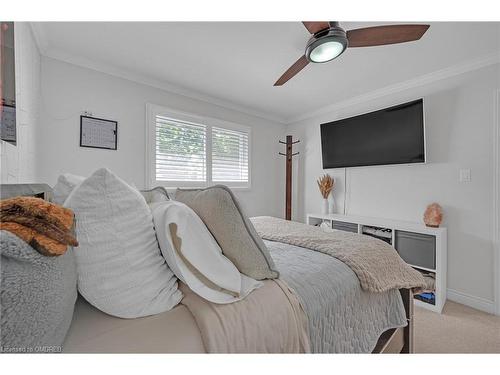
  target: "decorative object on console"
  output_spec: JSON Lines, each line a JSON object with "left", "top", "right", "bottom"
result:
{"left": 423, "top": 203, "right": 443, "bottom": 228}
{"left": 278, "top": 135, "right": 300, "bottom": 220}
{"left": 328, "top": 195, "right": 335, "bottom": 214}
{"left": 317, "top": 174, "right": 334, "bottom": 214}
{"left": 321, "top": 198, "right": 328, "bottom": 214}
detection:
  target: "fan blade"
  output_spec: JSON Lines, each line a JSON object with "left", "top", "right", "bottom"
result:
{"left": 347, "top": 24, "right": 430, "bottom": 47}
{"left": 302, "top": 21, "right": 330, "bottom": 34}
{"left": 274, "top": 55, "right": 309, "bottom": 86}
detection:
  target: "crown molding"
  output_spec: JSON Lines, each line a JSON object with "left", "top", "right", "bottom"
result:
{"left": 29, "top": 23, "right": 286, "bottom": 125}
{"left": 44, "top": 48, "right": 288, "bottom": 125}
{"left": 29, "top": 22, "right": 499, "bottom": 127}
{"left": 286, "top": 52, "right": 500, "bottom": 124}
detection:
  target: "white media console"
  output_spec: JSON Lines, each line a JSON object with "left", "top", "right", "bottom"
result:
{"left": 307, "top": 213, "right": 447, "bottom": 313}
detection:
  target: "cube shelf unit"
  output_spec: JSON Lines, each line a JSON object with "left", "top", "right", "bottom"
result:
{"left": 306, "top": 213, "right": 447, "bottom": 313}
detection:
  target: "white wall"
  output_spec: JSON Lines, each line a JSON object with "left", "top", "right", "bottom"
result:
{"left": 288, "top": 64, "right": 500, "bottom": 311}
{"left": 0, "top": 23, "right": 40, "bottom": 183}
{"left": 38, "top": 57, "right": 285, "bottom": 218}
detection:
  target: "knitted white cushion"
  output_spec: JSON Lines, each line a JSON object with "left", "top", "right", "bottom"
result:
{"left": 53, "top": 173, "right": 85, "bottom": 205}
{"left": 65, "top": 168, "right": 182, "bottom": 318}
{"left": 53, "top": 174, "right": 169, "bottom": 207}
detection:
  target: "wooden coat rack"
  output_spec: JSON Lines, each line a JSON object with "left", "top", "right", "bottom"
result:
{"left": 279, "top": 135, "right": 300, "bottom": 220}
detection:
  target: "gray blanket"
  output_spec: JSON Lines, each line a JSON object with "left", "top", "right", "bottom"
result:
{"left": 266, "top": 240, "right": 407, "bottom": 353}
{"left": 253, "top": 216, "right": 425, "bottom": 293}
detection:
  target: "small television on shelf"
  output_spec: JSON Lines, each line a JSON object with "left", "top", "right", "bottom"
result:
{"left": 320, "top": 99, "right": 425, "bottom": 169}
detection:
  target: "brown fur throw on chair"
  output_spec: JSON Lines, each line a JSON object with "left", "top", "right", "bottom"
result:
{"left": 0, "top": 197, "right": 78, "bottom": 256}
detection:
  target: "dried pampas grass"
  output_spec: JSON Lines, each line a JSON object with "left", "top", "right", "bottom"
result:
{"left": 317, "top": 174, "right": 334, "bottom": 199}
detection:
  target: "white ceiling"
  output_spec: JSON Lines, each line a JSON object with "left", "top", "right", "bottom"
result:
{"left": 32, "top": 22, "right": 500, "bottom": 123}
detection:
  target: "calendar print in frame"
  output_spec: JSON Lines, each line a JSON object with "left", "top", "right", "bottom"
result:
{"left": 80, "top": 115, "right": 118, "bottom": 150}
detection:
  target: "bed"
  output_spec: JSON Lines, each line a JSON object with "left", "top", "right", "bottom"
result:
{"left": 1, "top": 183, "right": 415, "bottom": 354}
{"left": 62, "top": 249, "right": 413, "bottom": 354}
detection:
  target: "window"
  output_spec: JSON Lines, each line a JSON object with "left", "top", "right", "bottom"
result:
{"left": 155, "top": 116, "right": 207, "bottom": 183}
{"left": 212, "top": 126, "right": 249, "bottom": 183}
{"left": 147, "top": 104, "right": 251, "bottom": 188}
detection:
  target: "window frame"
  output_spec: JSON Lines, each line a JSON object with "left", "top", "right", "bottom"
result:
{"left": 146, "top": 103, "right": 252, "bottom": 190}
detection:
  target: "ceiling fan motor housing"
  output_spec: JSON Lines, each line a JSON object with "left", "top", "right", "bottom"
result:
{"left": 305, "top": 24, "right": 349, "bottom": 63}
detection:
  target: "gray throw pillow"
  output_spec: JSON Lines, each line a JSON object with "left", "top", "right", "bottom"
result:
{"left": 140, "top": 186, "right": 170, "bottom": 204}
{"left": 0, "top": 231, "right": 77, "bottom": 352}
{"left": 175, "top": 185, "right": 279, "bottom": 280}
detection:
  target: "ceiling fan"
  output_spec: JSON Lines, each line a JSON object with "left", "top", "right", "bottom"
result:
{"left": 274, "top": 21, "right": 430, "bottom": 86}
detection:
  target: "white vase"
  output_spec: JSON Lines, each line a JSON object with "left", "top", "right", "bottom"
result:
{"left": 328, "top": 196, "right": 335, "bottom": 214}
{"left": 321, "top": 198, "right": 329, "bottom": 214}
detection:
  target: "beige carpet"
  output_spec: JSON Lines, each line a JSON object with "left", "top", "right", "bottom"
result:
{"left": 414, "top": 300, "right": 500, "bottom": 353}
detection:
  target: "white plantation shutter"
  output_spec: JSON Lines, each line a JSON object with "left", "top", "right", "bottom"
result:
{"left": 155, "top": 115, "right": 206, "bottom": 182}
{"left": 148, "top": 104, "right": 250, "bottom": 188}
{"left": 211, "top": 127, "right": 249, "bottom": 183}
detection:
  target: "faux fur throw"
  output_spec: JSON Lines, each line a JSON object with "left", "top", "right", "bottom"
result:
{"left": 250, "top": 216, "right": 426, "bottom": 293}
{"left": 0, "top": 197, "right": 78, "bottom": 256}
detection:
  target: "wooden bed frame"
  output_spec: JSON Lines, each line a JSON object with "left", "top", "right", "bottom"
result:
{"left": 1, "top": 184, "right": 415, "bottom": 354}
{"left": 372, "top": 289, "right": 414, "bottom": 353}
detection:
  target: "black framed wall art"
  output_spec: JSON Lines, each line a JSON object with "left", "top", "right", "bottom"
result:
{"left": 80, "top": 115, "right": 118, "bottom": 150}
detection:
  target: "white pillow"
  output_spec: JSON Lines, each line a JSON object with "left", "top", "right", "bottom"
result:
{"left": 53, "top": 173, "right": 85, "bottom": 205}
{"left": 54, "top": 174, "right": 169, "bottom": 207}
{"left": 151, "top": 200, "right": 262, "bottom": 304}
{"left": 65, "top": 168, "right": 182, "bottom": 318}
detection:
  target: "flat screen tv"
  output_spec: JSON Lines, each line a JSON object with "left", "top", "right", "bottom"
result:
{"left": 320, "top": 99, "right": 425, "bottom": 169}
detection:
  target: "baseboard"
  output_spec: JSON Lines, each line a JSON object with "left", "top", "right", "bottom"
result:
{"left": 447, "top": 288, "right": 496, "bottom": 315}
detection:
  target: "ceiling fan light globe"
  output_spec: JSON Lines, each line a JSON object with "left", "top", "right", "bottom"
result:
{"left": 305, "top": 26, "right": 348, "bottom": 64}
{"left": 309, "top": 41, "right": 345, "bottom": 63}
